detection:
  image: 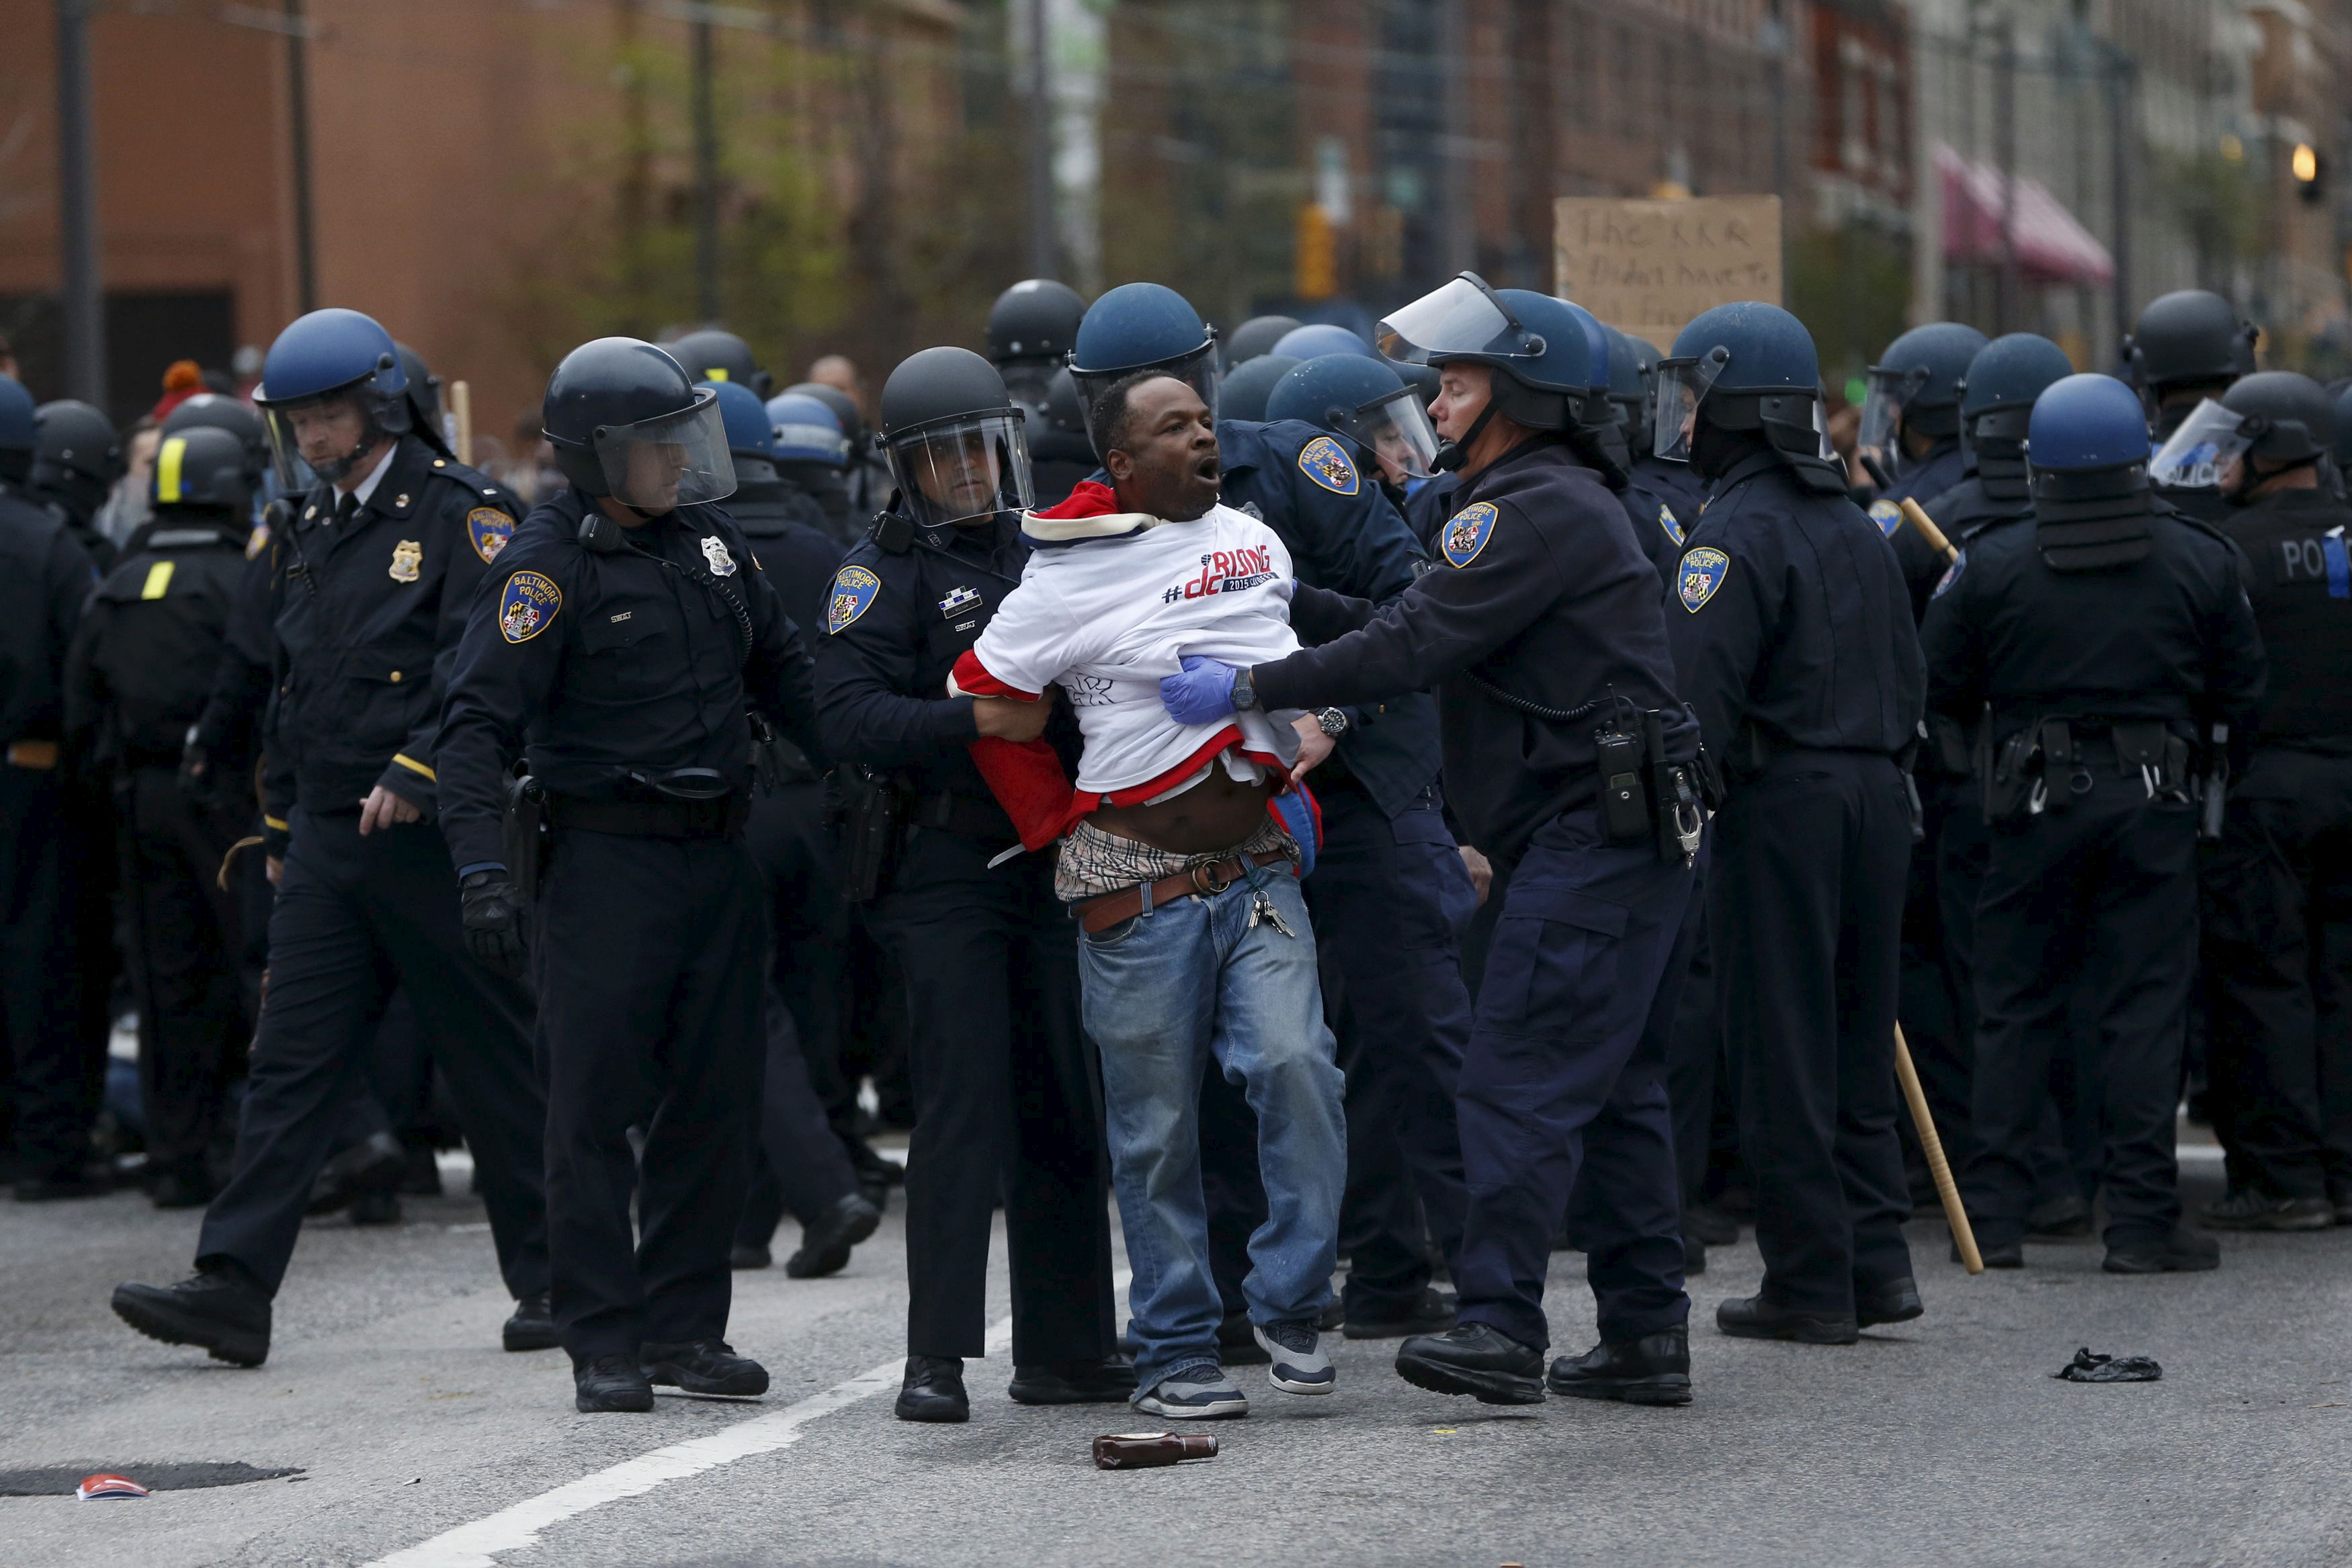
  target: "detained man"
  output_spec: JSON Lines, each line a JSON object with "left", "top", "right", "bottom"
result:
{"left": 950, "top": 372, "right": 1347, "bottom": 1420}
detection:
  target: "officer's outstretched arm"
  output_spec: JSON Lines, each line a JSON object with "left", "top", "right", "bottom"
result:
{"left": 433, "top": 551, "right": 569, "bottom": 875}
{"left": 811, "top": 568, "right": 980, "bottom": 768}
{"left": 1289, "top": 581, "right": 1377, "bottom": 646}
{"left": 1286, "top": 449, "right": 1425, "bottom": 603}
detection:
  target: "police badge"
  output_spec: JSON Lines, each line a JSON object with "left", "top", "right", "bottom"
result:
{"left": 389, "top": 539, "right": 423, "bottom": 583}
{"left": 1296, "top": 435, "right": 1361, "bottom": 496}
{"left": 701, "top": 535, "right": 738, "bottom": 576}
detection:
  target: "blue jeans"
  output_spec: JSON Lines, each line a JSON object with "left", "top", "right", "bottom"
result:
{"left": 1079, "top": 866, "right": 1346, "bottom": 1390}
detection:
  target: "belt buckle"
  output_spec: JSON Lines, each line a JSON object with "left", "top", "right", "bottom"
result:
{"left": 1191, "top": 859, "right": 1233, "bottom": 896}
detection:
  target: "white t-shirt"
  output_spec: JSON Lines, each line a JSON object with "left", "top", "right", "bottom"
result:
{"left": 960, "top": 501, "right": 1305, "bottom": 797}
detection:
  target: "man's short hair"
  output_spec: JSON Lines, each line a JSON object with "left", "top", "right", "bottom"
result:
{"left": 1087, "top": 370, "right": 1182, "bottom": 461}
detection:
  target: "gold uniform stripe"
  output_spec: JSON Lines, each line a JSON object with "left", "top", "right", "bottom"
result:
{"left": 391, "top": 752, "right": 437, "bottom": 781}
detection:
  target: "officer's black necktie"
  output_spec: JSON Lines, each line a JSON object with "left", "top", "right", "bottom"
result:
{"left": 333, "top": 490, "right": 360, "bottom": 531}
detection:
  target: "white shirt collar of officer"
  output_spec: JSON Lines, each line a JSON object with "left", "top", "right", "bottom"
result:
{"left": 338, "top": 441, "right": 398, "bottom": 513}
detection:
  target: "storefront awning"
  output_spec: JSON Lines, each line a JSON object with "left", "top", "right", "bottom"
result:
{"left": 1937, "top": 142, "right": 2115, "bottom": 288}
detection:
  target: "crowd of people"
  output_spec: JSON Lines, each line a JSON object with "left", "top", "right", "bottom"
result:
{"left": 0, "top": 269, "right": 2343, "bottom": 1421}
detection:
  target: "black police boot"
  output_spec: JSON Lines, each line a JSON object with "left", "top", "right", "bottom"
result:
{"left": 503, "top": 1293, "right": 560, "bottom": 1352}
{"left": 1715, "top": 1295, "right": 1858, "bottom": 1345}
{"left": 305, "top": 1131, "right": 405, "bottom": 1215}
{"left": 575, "top": 1353, "right": 654, "bottom": 1413}
{"left": 1953, "top": 1237, "right": 2025, "bottom": 1268}
{"left": 784, "top": 1192, "right": 883, "bottom": 1279}
{"left": 1342, "top": 1287, "right": 1458, "bottom": 1340}
{"left": 1546, "top": 1327, "right": 1691, "bottom": 1406}
{"left": 112, "top": 1264, "right": 271, "bottom": 1367}
{"left": 1218, "top": 1308, "right": 1271, "bottom": 1365}
{"left": 1683, "top": 1234, "right": 1708, "bottom": 1277}
{"left": 2197, "top": 1189, "right": 2335, "bottom": 1232}
{"left": 2025, "top": 1192, "right": 2094, "bottom": 1239}
{"left": 895, "top": 1354, "right": 969, "bottom": 1422}
{"left": 1007, "top": 1354, "right": 1138, "bottom": 1405}
{"left": 2103, "top": 1228, "right": 2222, "bottom": 1274}
{"left": 1394, "top": 1322, "right": 1546, "bottom": 1405}
{"left": 642, "top": 1340, "right": 769, "bottom": 1397}
{"left": 730, "top": 1242, "right": 773, "bottom": 1270}
{"left": 1854, "top": 1276, "right": 1923, "bottom": 1329}
{"left": 842, "top": 1135, "right": 902, "bottom": 1209}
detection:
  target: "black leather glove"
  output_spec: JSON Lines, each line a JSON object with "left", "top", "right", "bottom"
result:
{"left": 459, "top": 870, "right": 529, "bottom": 978}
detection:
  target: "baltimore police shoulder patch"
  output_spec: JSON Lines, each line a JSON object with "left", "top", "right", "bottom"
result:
{"left": 466, "top": 507, "right": 515, "bottom": 565}
{"left": 1677, "top": 547, "right": 1730, "bottom": 613}
{"left": 1296, "top": 435, "right": 1359, "bottom": 496}
{"left": 827, "top": 565, "right": 882, "bottom": 634}
{"left": 1867, "top": 498, "right": 1903, "bottom": 536}
{"left": 1658, "top": 504, "right": 1684, "bottom": 548}
{"left": 1933, "top": 548, "right": 1966, "bottom": 599}
{"left": 1440, "top": 501, "right": 1500, "bottom": 568}
{"left": 499, "top": 570, "right": 561, "bottom": 644}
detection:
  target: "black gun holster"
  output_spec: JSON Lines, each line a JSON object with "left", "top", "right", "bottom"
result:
{"left": 505, "top": 774, "right": 548, "bottom": 901}
{"left": 837, "top": 765, "right": 906, "bottom": 904}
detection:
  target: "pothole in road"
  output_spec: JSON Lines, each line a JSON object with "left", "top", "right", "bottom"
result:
{"left": 0, "top": 1462, "right": 303, "bottom": 1495}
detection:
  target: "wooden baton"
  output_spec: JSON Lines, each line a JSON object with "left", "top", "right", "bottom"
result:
{"left": 1897, "top": 496, "right": 1958, "bottom": 564}
{"left": 451, "top": 378, "right": 474, "bottom": 466}
{"left": 1894, "top": 1022, "right": 1981, "bottom": 1274}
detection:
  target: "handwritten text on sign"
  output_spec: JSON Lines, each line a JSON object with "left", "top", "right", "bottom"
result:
{"left": 1553, "top": 195, "right": 1783, "bottom": 349}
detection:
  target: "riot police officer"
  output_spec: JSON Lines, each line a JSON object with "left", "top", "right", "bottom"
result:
{"left": 1602, "top": 326, "right": 1694, "bottom": 578}
{"left": 699, "top": 379, "right": 882, "bottom": 1278}
{"left": 1170, "top": 277, "right": 1702, "bottom": 1405}
{"left": 0, "top": 374, "right": 102, "bottom": 1201}
{"left": 110, "top": 308, "right": 552, "bottom": 1367}
{"left": 765, "top": 388, "right": 859, "bottom": 543}
{"left": 1224, "top": 314, "right": 1304, "bottom": 368}
{"left": 985, "top": 278, "right": 1087, "bottom": 419}
{"left": 1660, "top": 302, "right": 1923, "bottom": 1344}
{"left": 1215, "top": 352, "right": 1301, "bottom": 425}
{"left": 2196, "top": 371, "right": 2352, "bottom": 1229}
{"left": 31, "top": 398, "right": 124, "bottom": 570}
{"left": 1900, "top": 333, "right": 2089, "bottom": 1236}
{"left": 786, "top": 380, "right": 890, "bottom": 517}
{"left": 1857, "top": 322, "right": 1988, "bottom": 574}
{"left": 669, "top": 326, "right": 774, "bottom": 398}
{"left": 1264, "top": 353, "right": 1443, "bottom": 507}
{"left": 63, "top": 425, "right": 261, "bottom": 1209}
{"left": 2128, "top": 289, "right": 2258, "bottom": 524}
{"left": 434, "top": 339, "right": 823, "bottom": 1411}
{"left": 1030, "top": 367, "right": 1099, "bottom": 509}
{"left": 813, "top": 347, "right": 1126, "bottom": 1422}
{"left": 1922, "top": 372, "right": 2265, "bottom": 1273}
{"left": 1072, "top": 282, "right": 1470, "bottom": 1349}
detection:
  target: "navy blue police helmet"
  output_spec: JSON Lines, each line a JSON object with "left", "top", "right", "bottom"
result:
{"left": 765, "top": 390, "right": 850, "bottom": 468}
{"left": 543, "top": 337, "right": 734, "bottom": 512}
{"left": 1656, "top": 302, "right": 1821, "bottom": 467}
{"left": 0, "top": 374, "right": 39, "bottom": 484}
{"left": 1267, "top": 353, "right": 1406, "bottom": 431}
{"left": 1271, "top": 322, "right": 1371, "bottom": 362}
{"left": 2222, "top": 371, "right": 2336, "bottom": 468}
{"left": 987, "top": 279, "right": 1087, "bottom": 365}
{"left": 1863, "top": 322, "right": 1988, "bottom": 442}
{"left": 1960, "top": 333, "right": 2077, "bottom": 420}
{"left": 33, "top": 400, "right": 122, "bottom": 488}
{"left": 1218, "top": 353, "right": 1301, "bottom": 424}
{"left": 1224, "top": 314, "right": 1302, "bottom": 369}
{"left": 1068, "top": 282, "right": 1220, "bottom": 428}
{"left": 669, "top": 328, "right": 771, "bottom": 398}
{"left": 702, "top": 380, "right": 779, "bottom": 463}
{"left": 163, "top": 392, "right": 268, "bottom": 468}
{"left": 2026, "top": 372, "right": 2152, "bottom": 496}
{"left": 253, "top": 308, "right": 409, "bottom": 419}
{"left": 2125, "top": 290, "right": 2254, "bottom": 394}
{"left": 1602, "top": 325, "right": 1652, "bottom": 449}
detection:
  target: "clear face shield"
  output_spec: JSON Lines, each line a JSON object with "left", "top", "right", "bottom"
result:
{"left": 591, "top": 388, "right": 737, "bottom": 513}
{"left": 1855, "top": 365, "right": 1928, "bottom": 480}
{"left": 1376, "top": 273, "right": 1544, "bottom": 366}
{"left": 886, "top": 411, "right": 1035, "bottom": 529}
{"left": 1341, "top": 389, "right": 1442, "bottom": 482}
{"left": 1069, "top": 339, "right": 1220, "bottom": 433}
{"left": 1650, "top": 347, "right": 1732, "bottom": 463}
{"left": 2146, "top": 398, "right": 2253, "bottom": 490}
{"left": 262, "top": 389, "right": 378, "bottom": 492}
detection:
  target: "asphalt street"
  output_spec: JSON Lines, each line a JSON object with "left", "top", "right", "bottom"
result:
{"left": 3, "top": 1142, "right": 2347, "bottom": 1568}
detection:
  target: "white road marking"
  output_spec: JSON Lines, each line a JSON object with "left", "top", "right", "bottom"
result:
{"left": 370, "top": 1268, "right": 1130, "bottom": 1567}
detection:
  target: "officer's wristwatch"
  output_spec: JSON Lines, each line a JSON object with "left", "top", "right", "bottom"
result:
{"left": 1313, "top": 707, "right": 1349, "bottom": 738}
{"left": 1230, "top": 664, "right": 1258, "bottom": 711}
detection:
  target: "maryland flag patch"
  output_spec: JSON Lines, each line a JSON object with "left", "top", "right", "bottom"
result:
{"left": 1677, "top": 547, "right": 1730, "bottom": 612}
{"left": 499, "top": 570, "right": 561, "bottom": 643}
{"left": 828, "top": 565, "right": 882, "bottom": 634}
{"left": 466, "top": 507, "right": 515, "bottom": 564}
{"left": 1440, "top": 502, "right": 1499, "bottom": 568}
{"left": 1296, "top": 435, "right": 1360, "bottom": 496}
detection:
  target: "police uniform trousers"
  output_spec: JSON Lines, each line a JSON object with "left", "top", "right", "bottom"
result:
{"left": 2199, "top": 748, "right": 2352, "bottom": 1205}
{"left": 737, "top": 782, "right": 861, "bottom": 1248}
{"left": 196, "top": 807, "right": 548, "bottom": 1297}
{"left": 1663, "top": 851, "right": 1722, "bottom": 1211}
{"left": 0, "top": 761, "right": 84, "bottom": 1180}
{"left": 1308, "top": 775, "right": 1474, "bottom": 1317}
{"left": 119, "top": 768, "right": 251, "bottom": 1178}
{"left": 1456, "top": 807, "right": 1692, "bottom": 1352}
{"left": 1711, "top": 751, "right": 1915, "bottom": 1316}
{"left": 864, "top": 825, "right": 1118, "bottom": 1363}
{"left": 1968, "top": 768, "right": 2199, "bottom": 1250}
{"left": 534, "top": 819, "right": 765, "bottom": 1360}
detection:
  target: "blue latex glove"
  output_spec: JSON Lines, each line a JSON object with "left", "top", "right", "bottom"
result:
{"left": 1160, "top": 654, "right": 1241, "bottom": 726}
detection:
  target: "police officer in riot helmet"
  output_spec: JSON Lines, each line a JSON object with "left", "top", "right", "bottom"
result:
{"left": 1856, "top": 322, "right": 1988, "bottom": 517}
{"left": 1165, "top": 272, "right": 1699, "bottom": 1403}
{"left": 763, "top": 389, "right": 859, "bottom": 543}
{"left": 433, "top": 337, "right": 825, "bottom": 1411}
{"left": 393, "top": 343, "right": 448, "bottom": 446}
{"left": 2127, "top": 289, "right": 2259, "bottom": 523}
{"left": 986, "top": 279, "right": 1087, "bottom": 412}
{"left": 814, "top": 346, "right": 1126, "bottom": 1423}
{"left": 1656, "top": 301, "right": 1926, "bottom": 1344}
{"left": 1030, "top": 366, "right": 1097, "bottom": 510}
{"left": 670, "top": 327, "right": 773, "bottom": 400}
{"left": 30, "top": 398, "right": 124, "bottom": 570}
{"left": 2193, "top": 371, "right": 2352, "bottom": 1231}
{"left": 1264, "top": 353, "right": 1443, "bottom": 506}
{"left": 163, "top": 393, "right": 269, "bottom": 471}
{"left": 787, "top": 379, "right": 889, "bottom": 516}
{"left": 1216, "top": 352, "right": 1300, "bottom": 425}
{"left": 63, "top": 424, "right": 263, "bottom": 1209}
{"left": 109, "top": 307, "right": 553, "bottom": 1364}
{"left": 1224, "top": 314, "right": 1303, "bottom": 369}
{"left": 1923, "top": 372, "right": 2265, "bottom": 1274}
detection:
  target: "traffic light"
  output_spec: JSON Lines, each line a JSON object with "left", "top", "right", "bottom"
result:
{"left": 2294, "top": 142, "right": 2324, "bottom": 206}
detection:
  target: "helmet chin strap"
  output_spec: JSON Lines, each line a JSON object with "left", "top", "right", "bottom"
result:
{"left": 1432, "top": 399, "right": 1500, "bottom": 474}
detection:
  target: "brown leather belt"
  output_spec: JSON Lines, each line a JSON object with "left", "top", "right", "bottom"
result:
{"left": 6, "top": 740, "right": 60, "bottom": 771}
{"left": 1075, "top": 848, "right": 1294, "bottom": 934}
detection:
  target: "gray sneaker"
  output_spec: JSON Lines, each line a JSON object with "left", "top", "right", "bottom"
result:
{"left": 2197, "top": 1190, "right": 2335, "bottom": 1231}
{"left": 1253, "top": 1319, "right": 1335, "bottom": 1395}
{"left": 1132, "top": 1361, "right": 1248, "bottom": 1420}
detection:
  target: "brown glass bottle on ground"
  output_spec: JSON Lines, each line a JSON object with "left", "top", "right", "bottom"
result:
{"left": 1092, "top": 1432, "right": 1219, "bottom": 1469}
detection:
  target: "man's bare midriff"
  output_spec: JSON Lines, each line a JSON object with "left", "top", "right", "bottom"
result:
{"left": 1093, "top": 763, "right": 1277, "bottom": 856}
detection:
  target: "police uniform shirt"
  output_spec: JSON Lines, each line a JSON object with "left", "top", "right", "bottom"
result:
{"left": 433, "top": 486, "right": 821, "bottom": 874}
{"left": 727, "top": 471, "right": 848, "bottom": 640}
{"left": 1868, "top": 437, "right": 1968, "bottom": 621}
{"left": 248, "top": 433, "right": 523, "bottom": 853}
{"left": 1918, "top": 503, "right": 2266, "bottom": 742}
{"left": 1917, "top": 473, "right": 2029, "bottom": 546}
{"left": 1668, "top": 451, "right": 1925, "bottom": 771}
{"left": 1633, "top": 453, "right": 1707, "bottom": 532}
{"left": 63, "top": 515, "right": 248, "bottom": 767}
{"left": 0, "top": 484, "right": 99, "bottom": 750}
{"left": 2218, "top": 487, "right": 2352, "bottom": 749}
{"left": 1253, "top": 438, "right": 1690, "bottom": 863}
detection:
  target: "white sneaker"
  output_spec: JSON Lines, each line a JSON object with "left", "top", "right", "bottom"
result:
{"left": 1253, "top": 1320, "right": 1335, "bottom": 1395}
{"left": 1132, "top": 1362, "right": 1249, "bottom": 1420}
